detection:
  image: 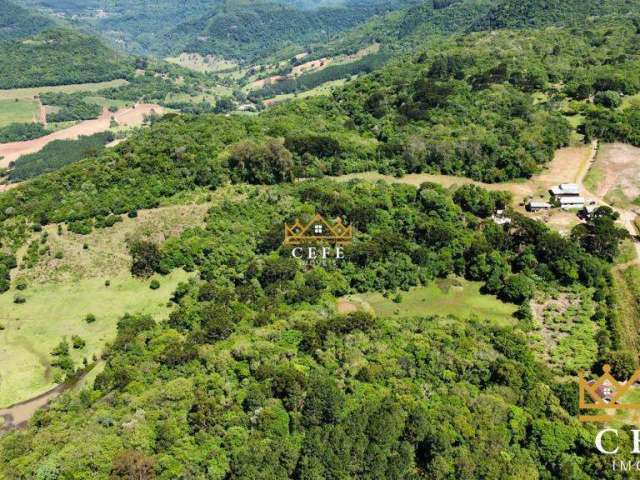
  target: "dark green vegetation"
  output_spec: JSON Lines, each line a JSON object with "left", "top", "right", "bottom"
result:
{"left": 0, "top": 28, "right": 135, "bottom": 89}
{"left": 17, "top": 0, "right": 417, "bottom": 59}
{"left": 0, "top": 122, "right": 49, "bottom": 143}
{"left": 1, "top": 1, "right": 640, "bottom": 478}
{"left": 0, "top": 176, "right": 628, "bottom": 478}
{"left": 165, "top": 1, "right": 414, "bottom": 63}
{"left": 250, "top": 51, "right": 389, "bottom": 100}
{"left": 39, "top": 92, "right": 102, "bottom": 122}
{"left": 8, "top": 131, "right": 114, "bottom": 182}
{"left": 471, "top": 0, "right": 640, "bottom": 30}
{"left": 0, "top": 0, "right": 53, "bottom": 41}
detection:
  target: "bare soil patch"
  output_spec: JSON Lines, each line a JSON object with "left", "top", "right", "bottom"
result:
{"left": 0, "top": 104, "right": 162, "bottom": 169}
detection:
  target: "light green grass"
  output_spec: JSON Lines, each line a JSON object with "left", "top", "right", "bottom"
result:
{"left": 346, "top": 278, "right": 517, "bottom": 325}
{"left": 583, "top": 160, "right": 604, "bottom": 194}
{"left": 0, "top": 80, "right": 128, "bottom": 101}
{"left": 0, "top": 99, "right": 39, "bottom": 128}
{"left": 265, "top": 78, "right": 349, "bottom": 104}
{"left": 83, "top": 96, "right": 130, "bottom": 110}
{"left": 0, "top": 269, "right": 191, "bottom": 407}
{"left": 616, "top": 238, "right": 638, "bottom": 265}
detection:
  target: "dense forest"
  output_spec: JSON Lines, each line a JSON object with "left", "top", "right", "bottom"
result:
{"left": 0, "top": 122, "right": 49, "bottom": 143}
{"left": 165, "top": 1, "right": 415, "bottom": 63}
{"left": 0, "top": 175, "right": 629, "bottom": 478}
{"left": 8, "top": 131, "right": 114, "bottom": 182}
{"left": 0, "top": 28, "right": 136, "bottom": 89}
{"left": 15, "top": 0, "right": 418, "bottom": 58}
{"left": 0, "top": 0, "right": 52, "bottom": 41}
{"left": 1, "top": 0, "right": 640, "bottom": 477}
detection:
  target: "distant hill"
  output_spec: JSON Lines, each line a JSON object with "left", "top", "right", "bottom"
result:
{"left": 165, "top": 1, "right": 416, "bottom": 63}
{"left": 15, "top": 0, "right": 418, "bottom": 57}
{"left": 471, "top": 0, "right": 640, "bottom": 30}
{"left": 0, "top": 0, "right": 54, "bottom": 41}
{"left": 0, "top": 28, "right": 135, "bottom": 89}
{"left": 308, "top": 0, "right": 496, "bottom": 59}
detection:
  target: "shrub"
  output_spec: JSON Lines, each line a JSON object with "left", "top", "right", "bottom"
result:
{"left": 16, "top": 281, "right": 27, "bottom": 291}
{"left": 71, "top": 335, "right": 86, "bottom": 349}
{"left": 150, "top": 279, "right": 160, "bottom": 290}
{"left": 85, "top": 313, "right": 97, "bottom": 324}
{"left": 13, "top": 295, "right": 26, "bottom": 304}
{"left": 594, "top": 90, "right": 622, "bottom": 109}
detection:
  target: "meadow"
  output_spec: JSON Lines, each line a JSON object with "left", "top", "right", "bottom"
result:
{"left": 342, "top": 277, "right": 517, "bottom": 326}
{"left": 0, "top": 79, "right": 128, "bottom": 101}
{"left": 0, "top": 99, "right": 38, "bottom": 128}
{"left": 0, "top": 269, "right": 192, "bottom": 407}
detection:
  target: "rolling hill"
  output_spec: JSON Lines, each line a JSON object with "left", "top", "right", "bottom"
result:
{"left": 0, "top": 0, "right": 53, "bottom": 41}
{"left": 15, "top": 0, "right": 419, "bottom": 58}
{"left": 0, "top": 28, "right": 136, "bottom": 89}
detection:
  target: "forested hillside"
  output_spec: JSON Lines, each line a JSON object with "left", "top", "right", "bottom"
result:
{"left": 0, "top": 28, "right": 136, "bottom": 88}
{"left": 0, "top": 0, "right": 53, "bottom": 41}
{"left": 0, "top": 178, "right": 625, "bottom": 478}
{"left": 165, "top": 1, "right": 417, "bottom": 63}
{"left": 2, "top": 1, "right": 640, "bottom": 478}
{"left": 472, "top": 0, "right": 640, "bottom": 30}
{"left": 15, "top": 0, "right": 417, "bottom": 58}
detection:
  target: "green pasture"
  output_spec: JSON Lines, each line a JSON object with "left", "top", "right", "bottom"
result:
{"left": 345, "top": 278, "right": 517, "bottom": 325}
{"left": 0, "top": 99, "right": 39, "bottom": 128}
{"left": 0, "top": 269, "right": 191, "bottom": 407}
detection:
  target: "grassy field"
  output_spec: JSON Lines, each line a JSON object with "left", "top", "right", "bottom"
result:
{"left": 0, "top": 80, "right": 128, "bottom": 101}
{"left": 0, "top": 99, "right": 39, "bottom": 128}
{"left": 342, "top": 278, "right": 517, "bottom": 325}
{"left": 0, "top": 269, "right": 191, "bottom": 407}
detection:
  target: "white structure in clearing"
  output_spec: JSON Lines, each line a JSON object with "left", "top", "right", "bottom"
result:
{"left": 492, "top": 209, "right": 511, "bottom": 225}
{"left": 527, "top": 201, "right": 552, "bottom": 212}
{"left": 559, "top": 196, "right": 586, "bottom": 210}
{"left": 550, "top": 183, "right": 581, "bottom": 197}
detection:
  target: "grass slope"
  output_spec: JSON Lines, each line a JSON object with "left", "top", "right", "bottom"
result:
{"left": 0, "top": 269, "right": 191, "bottom": 407}
{"left": 0, "top": 99, "right": 38, "bottom": 128}
{"left": 346, "top": 278, "right": 517, "bottom": 325}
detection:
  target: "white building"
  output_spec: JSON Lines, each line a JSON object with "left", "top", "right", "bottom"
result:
{"left": 527, "top": 201, "right": 552, "bottom": 212}
{"left": 550, "top": 183, "right": 581, "bottom": 197}
{"left": 559, "top": 196, "right": 586, "bottom": 210}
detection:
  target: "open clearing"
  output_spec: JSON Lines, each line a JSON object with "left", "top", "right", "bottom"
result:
{"left": 339, "top": 278, "right": 517, "bottom": 326}
{"left": 0, "top": 269, "right": 191, "bottom": 407}
{"left": 584, "top": 143, "right": 640, "bottom": 209}
{"left": 0, "top": 198, "right": 215, "bottom": 407}
{"left": 336, "top": 144, "right": 600, "bottom": 235}
{"left": 166, "top": 53, "right": 238, "bottom": 73}
{"left": 0, "top": 103, "right": 162, "bottom": 168}
{"left": 0, "top": 99, "right": 39, "bottom": 128}
{"left": 0, "top": 80, "right": 129, "bottom": 101}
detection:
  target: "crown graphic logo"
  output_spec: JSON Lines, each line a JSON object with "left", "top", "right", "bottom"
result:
{"left": 284, "top": 214, "right": 352, "bottom": 245}
{"left": 578, "top": 365, "right": 640, "bottom": 423}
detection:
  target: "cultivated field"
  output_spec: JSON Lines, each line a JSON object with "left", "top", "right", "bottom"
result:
{"left": 338, "top": 277, "right": 517, "bottom": 326}
{"left": 584, "top": 143, "right": 640, "bottom": 209}
{"left": 166, "top": 53, "right": 238, "bottom": 73}
{"left": 0, "top": 103, "right": 162, "bottom": 168}
{"left": 0, "top": 99, "right": 39, "bottom": 128}
{"left": 0, "top": 80, "right": 129, "bottom": 101}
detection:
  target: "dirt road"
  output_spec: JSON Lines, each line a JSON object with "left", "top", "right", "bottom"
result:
{"left": 0, "top": 104, "right": 162, "bottom": 169}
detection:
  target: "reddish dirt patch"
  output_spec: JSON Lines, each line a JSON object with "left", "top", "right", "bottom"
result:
{"left": 0, "top": 104, "right": 162, "bottom": 169}
{"left": 337, "top": 299, "right": 358, "bottom": 314}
